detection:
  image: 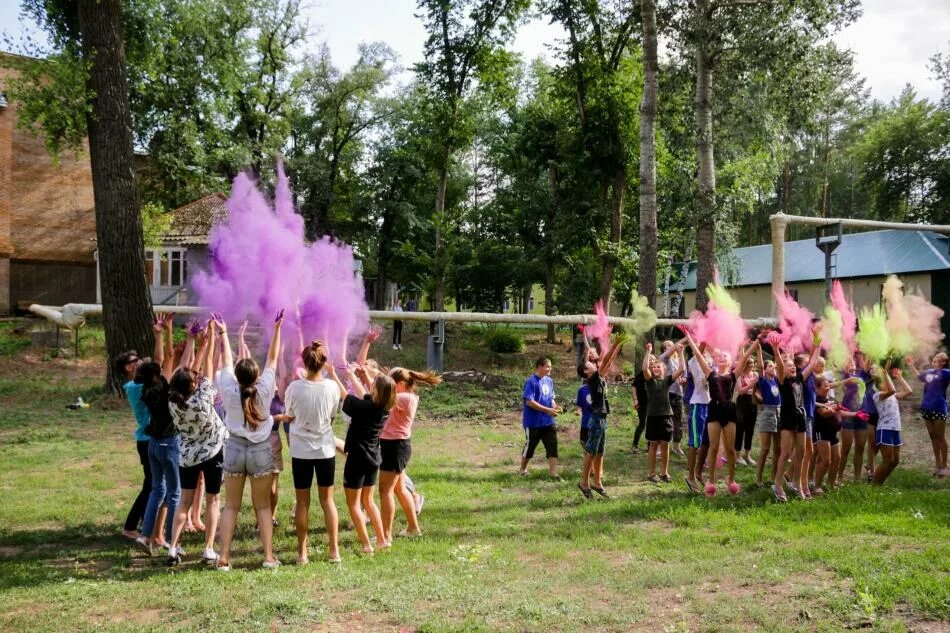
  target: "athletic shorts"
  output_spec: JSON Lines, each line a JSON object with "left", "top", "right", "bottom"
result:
{"left": 269, "top": 430, "right": 284, "bottom": 473}
{"left": 579, "top": 426, "right": 590, "bottom": 445}
{"left": 866, "top": 413, "right": 879, "bottom": 427}
{"left": 875, "top": 429, "right": 902, "bottom": 447}
{"left": 645, "top": 415, "right": 674, "bottom": 443}
{"left": 842, "top": 418, "right": 868, "bottom": 431}
{"left": 343, "top": 456, "right": 379, "bottom": 489}
{"left": 380, "top": 439, "right": 412, "bottom": 473}
{"left": 779, "top": 408, "right": 807, "bottom": 434}
{"left": 179, "top": 449, "right": 224, "bottom": 494}
{"left": 223, "top": 435, "right": 275, "bottom": 478}
{"left": 921, "top": 409, "right": 948, "bottom": 423}
{"left": 687, "top": 404, "right": 708, "bottom": 449}
{"left": 707, "top": 401, "right": 737, "bottom": 425}
{"left": 291, "top": 456, "right": 335, "bottom": 489}
{"left": 813, "top": 423, "right": 839, "bottom": 446}
{"left": 584, "top": 413, "right": 607, "bottom": 456}
{"left": 523, "top": 425, "right": 558, "bottom": 460}
{"left": 757, "top": 405, "right": 780, "bottom": 433}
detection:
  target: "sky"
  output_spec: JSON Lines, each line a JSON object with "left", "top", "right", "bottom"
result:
{"left": 1, "top": 0, "right": 948, "bottom": 103}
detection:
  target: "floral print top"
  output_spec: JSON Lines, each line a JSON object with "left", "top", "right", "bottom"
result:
{"left": 170, "top": 377, "right": 228, "bottom": 468}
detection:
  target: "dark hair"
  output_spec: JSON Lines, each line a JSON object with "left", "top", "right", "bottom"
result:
{"left": 301, "top": 340, "right": 328, "bottom": 374}
{"left": 235, "top": 358, "right": 266, "bottom": 430}
{"left": 389, "top": 367, "right": 441, "bottom": 392}
{"left": 135, "top": 360, "right": 163, "bottom": 395}
{"left": 114, "top": 350, "right": 139, "bottom": 378}
{"left": 535, "top": 357, "right": 551, "bottom": 368}
{"left": 576, "top": 364, "right": 587, "bottom": 378}
{"left": 169, "top": 368, "right": 198, "bottom": 407}
{"left": 372, "top": 374, "right": 397, "bottom": 411}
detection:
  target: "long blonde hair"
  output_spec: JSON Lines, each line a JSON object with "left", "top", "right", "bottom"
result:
{"left": 389, "top": 367, "right": 442, "bottom": 392}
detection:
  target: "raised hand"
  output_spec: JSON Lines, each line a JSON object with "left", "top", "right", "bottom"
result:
{"left": 211, "top": 312, "right": 227, "bottom": 333}
{"left": 366, "top": 326, "right": 382, "bottom": 343}
{"left": 645, "top": 342, "right": 653, "bottom": 353}
{"left": 152, "top": 315, "right": 165, "bottom": 333}
{"left": 275, "top": 308, "right": 285, "bottom": 324}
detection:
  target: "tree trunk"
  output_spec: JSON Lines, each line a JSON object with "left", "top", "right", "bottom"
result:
{"left": 78, "top": 0, "right": 155, "bottom": 393}
{"left": 693, "top": 24, "right": 716, "bottom": 313}
{"left": 598, "top": 166, "right": 625, "bottom": 312}
{"left": 638, "top": 0, "right": 659, "bottom": 311}
{"left": 433, "top": 162, "right": 448, "bottom": 312}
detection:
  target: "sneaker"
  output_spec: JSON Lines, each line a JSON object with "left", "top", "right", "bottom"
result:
{"left": 392, "top": 344, "right": 398, "bottom": 350}
{"left": 717, "top": 455, "right": 727, "bottom": 467}
{"left": 202, "top": 548, "right": 219, "bottom": 564}
{"left": 672, "top": 446, "right": 685, "bottom": 457}
{"left": 166, "top": 551, "right": 182, "bottom": 567}
{"left": 736, "top": 456, "right": 748, "bottom": 466}
{"left": 134, "top": 536, "right": 153, "bottom": 557}
{"left": 631, "top": 446, "right": 640, "bottom": 455}
{"left": 262, "top": 559, "right": 281, "bottom": 570}
{"left": 414, "top": 494, "right": 425, "bottom": 516}
{"left": 746, "top": 457, "right": 757, "bottom": 467}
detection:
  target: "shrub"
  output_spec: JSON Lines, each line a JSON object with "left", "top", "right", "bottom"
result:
{"left": 484, "top": 328, "right": 524, "bottom": 354}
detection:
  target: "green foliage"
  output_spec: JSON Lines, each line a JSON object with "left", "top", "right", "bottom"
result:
{"left": 483, "top": 327, "right": 524, "bottom": 353}
{"left": 140, "top": 202, "right": 171, "bottom": 249}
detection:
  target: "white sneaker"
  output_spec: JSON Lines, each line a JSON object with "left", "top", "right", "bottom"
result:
{"left": 202, "top": 548, "right": 219, "bottom": 563}
{"left": 262, "top": 559, "right": 282, "bottom": 570}
{"left": 134, "top": 536, "right": 153, "bottom": 557}
{"left": 393, "top": 344, "right": 398, "bottom": 350}
{"left": 736, "top": 457, "right": 748, "bottom": 466}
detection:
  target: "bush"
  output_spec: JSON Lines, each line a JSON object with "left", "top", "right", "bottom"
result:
{"left": 484, "top": 328, "right": 524, "bottom": 354}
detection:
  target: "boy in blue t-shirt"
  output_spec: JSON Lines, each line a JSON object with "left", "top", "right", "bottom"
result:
{"left": 519, "top": 357, "right": 562, "bottom": 478}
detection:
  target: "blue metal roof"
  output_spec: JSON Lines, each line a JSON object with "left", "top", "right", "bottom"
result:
{"left": 674, "top": 230, "right": 950, "bottom": 290}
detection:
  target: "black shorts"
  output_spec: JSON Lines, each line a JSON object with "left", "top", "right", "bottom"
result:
{"left": 779, "top": 408, "right": 807, "bottom": 433}
{"left": 579, "top": 426, "right": 590, "bottom": 444}
{"left": 179, "top": 449, "right": 224, "bottom": 495}
{"left": 523, "top": 425, "right": 558, "bottom": 460}
{"left": 813, "top": 426, "right": 840, "bottom": 446}
{"left": 292, "top": 456, "right": 336, "bottom": 489}
{"left": 707, "top": 401, "right": 737, "bottom": 425}
{"left": 867, "top": 413, "right": 879, "bottom": 427}
{"left": 343, "top": 456, "right": 379, "bottom": 490}
{"left": 380, "top": 439, "right": 412, "bottom": 473}
{"left": 645, "top": 415, "right": 674, "bottom": 443}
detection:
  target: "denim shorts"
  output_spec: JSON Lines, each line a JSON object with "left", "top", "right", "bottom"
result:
{"left": 223, "top": 434, "right": 276, "bottom": 478}
{"left": 585, "top": 413, "right": 607, "bottom": 456}
{"left": 756, "top": 405, "right": 779, "bottom": 433}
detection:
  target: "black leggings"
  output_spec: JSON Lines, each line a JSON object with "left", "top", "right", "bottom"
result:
{"left": 735, "top": 394, "right": 757, "bottom": 452}
{"left": 633, "top": 407, "right": 646, "bottom": 449}
{"left": 124, "top": 440, "right": 152, "bottom": 531}
{"left": 393, "top": 320, "right": 403, "bottom": 346}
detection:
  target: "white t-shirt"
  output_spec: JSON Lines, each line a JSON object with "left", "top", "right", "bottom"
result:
{"left": 873, "top": 392, "right": 901, "bottom": 431}
{"left": 285, "top": 378, "right": 340, "bottom": 459}
{"left": 217, "top": 366, "right": 276, "bottom": 444}
{"left": 688, "top": 356, "right": 711, "bottom": 405}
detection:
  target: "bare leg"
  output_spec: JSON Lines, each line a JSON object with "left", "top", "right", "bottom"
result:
{"left": 393, "top": 473, "right": 420, "bottom": 535}
{"left": 852, "top": 429, "right": 867, "bottom": 481}
{"left": 190, "top": 473, "right": 205, "bottom": 530}
{"left": 814, "top": 441, "right": 831, "bottom": 489}
{"left": 800, "top": 435, "right": 813, "bottom": 493}
{"left": 361, "top": 485, "right": 386, "bottom": 548}
{"left": 153, "top": 504, "right": 168, "bottom": 546}
{"left": 217, "top": 474, "right": 246, "bottom": 567}
{"left": 790, "top": 433, "right": 806, "bottom": 495}
{"left": 203, "top": 493, "right": 220, "bottom": 552}
{"left": 345, "top": 487, "right": 372, "bottom": 553}
{"left": 250, "top": 474, "right": 276, "bottom": 564}
{"left": 705, "top": 422, "right": 723, "bottom": 485}
{"left": 873, "top": 445, "right": 900, "bottom": 484}
{"left": 294, "top": 488, "right": 311, "bottom": 562}
{"left": 755, "top": 433, "right": 771, "bottom": 484}
{"left": 317, "top": 485, "right": 339, "bottom": 560}
{"left": 547, "top": 457, "right": 558, "bottom": 477}
{"left": 169, "top": 489, "right": 195, "bottom": 554}
{"left": 270, "top": 472, "right": 280, "bottom": 523}
{"left": 591, "top": 455, "right": 605, "bottom": 487}
{"left": 721, "top": 423, "right": 737, "bottom": 484}
{"left": 378, "top": 471, "right": 399, "bottom": 545}
{"left": 838, "top": 429, "right": 853, "bottom": 483}
{"left": 686, "top": 447, "right": 699, "bottom": 487}
{"left": 866, "top": 426, "right": 878, "bottom": 476}
{"left": 696, "top": 445, "right": 709, "bottom": 483}
{"left": 646, "top": 441, "right": 657, "bottom": 477}
{"left": 773, "top": 431, "right": 795, "bottom": 493}
{"left": 660, "top": 442, "right": 670, "bottom": 477}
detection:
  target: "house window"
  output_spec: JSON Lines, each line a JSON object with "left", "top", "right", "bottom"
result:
{"left": 528, "top": 296, "right": 534, "bottom": 311}
{"left": 503, "top": 298, "right": 510, "bottom": 311}
{"left": 145, "top": 248, "right": 187, "bottom": 287}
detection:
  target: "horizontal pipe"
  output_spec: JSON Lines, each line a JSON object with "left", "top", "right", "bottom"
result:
{"left": 769, "top": 213, "right": 950, "bottom": 234}
{"left": 30, "top": 304, "right": 776, "bottom": 329}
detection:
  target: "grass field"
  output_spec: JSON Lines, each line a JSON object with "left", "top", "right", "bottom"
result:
{"left": 0, "top": 320, "right": 947, "bottom": 633}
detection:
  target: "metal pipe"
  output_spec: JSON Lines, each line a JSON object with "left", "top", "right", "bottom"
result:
{"left": 768, "top": 213, "right": 950, "bottom": 234}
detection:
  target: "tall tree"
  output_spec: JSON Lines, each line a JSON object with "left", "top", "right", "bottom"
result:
{"left": 415, "top": 0, "right": 528, "bottom": 311}
{"left": 639, "top": 0, "right": 659, "bottom": 309}
{"left": 77, "top": 0, "right": 155, "bottom": 391}
{"left": 670, "top": 0, "right": 859, "bottom": 309}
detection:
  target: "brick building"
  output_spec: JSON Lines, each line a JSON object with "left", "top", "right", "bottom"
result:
{"left": 0, "top": 53, "right": 98, "bottom": 313}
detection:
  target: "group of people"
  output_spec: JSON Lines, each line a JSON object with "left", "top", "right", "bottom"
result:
{"left": 520, "top": 328, "right": 949, "bottom": 502}
{"left": 116, "top": 313, "right": 438, "bottom": 570}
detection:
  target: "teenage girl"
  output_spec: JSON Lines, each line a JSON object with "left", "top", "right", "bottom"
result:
{"left": 379, "top": 367, "right": 441, "bottom": 544}
{"left": 836, "top": 356, "right": 869, "bottom": 482}
{"left": 906, "top": 353, "right": 949, "bottom": 477}
{"left": 856, "top": 352, "right": 879, "bottom": 481}
{"left": 341, "top": 365, "right": 396, "bottom": 554}
{"left": 872, "top": 362, "right": 913, "bottom": 485}
{"left": 772, "top": 334, "right": 820, "bottom": 501}
{"left": 215, "top": 311, "right": 283, "bottom": 571}
{"left": 735, "top": 352, "right": 758, "bottom": 467}
{"left": 166, "top": 320, "right": 227, "bottom": 566}
{"left": 811, "top": 375, "right": 862, "bottom": 493}
{"left": 683, "top": 332, "right": 758, "bottom": 496}
{"left": 641, "top": 341, "right": 686, "bottom": 483}
{"left": 281, "top": 340, "right": 346, "bottom": 564}
{"left": 754, "top": 341, "right": 781, "bottom": 488}
{"left": 577, "top": 332, "right": 627, "bottom": 498}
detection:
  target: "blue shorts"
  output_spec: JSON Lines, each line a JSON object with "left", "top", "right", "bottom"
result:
{"left": 875, "top": 429, "right": 902, "bottom": 447}
{"left": 687, "top": 404, "right": 708, "bottom": 449}
{"left": 585, "top": 413, "right": 607, "bottom": 456}
{"left": 842, "top": 418, "right": 868, "bottom": 431}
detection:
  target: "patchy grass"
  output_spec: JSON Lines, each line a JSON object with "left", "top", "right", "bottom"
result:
{"left": 0, "top": 320, "right": 947, "bottom": 632}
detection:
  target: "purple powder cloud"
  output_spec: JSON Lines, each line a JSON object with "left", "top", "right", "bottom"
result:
{"left": 191, "top": 161, "right": 369, "bottom": 366}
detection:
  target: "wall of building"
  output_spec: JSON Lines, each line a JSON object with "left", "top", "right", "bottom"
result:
{"left": 10, "top": 261, "right": 97, "bottom": 307}
{"left": 0, "top": 57, "right": 97, "bottom": 313}
{"left": 679, "top": 273, "right": 935, "bottom": 317}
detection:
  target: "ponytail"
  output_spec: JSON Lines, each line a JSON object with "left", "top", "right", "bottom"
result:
{"left": 389, "top": 367, "right": 441, "bottom": 392}
{"left": 235, "top": 358, "right": 266, "bottom": 430}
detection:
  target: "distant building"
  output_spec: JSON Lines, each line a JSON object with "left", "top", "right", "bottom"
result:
{"left": 0, "top": 53, "right": 97, "bottom": 312}
{"left": 671, "top": 229, "right": 950, "bottom": 331}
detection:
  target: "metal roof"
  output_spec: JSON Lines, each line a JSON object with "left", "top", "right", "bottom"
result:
{"left": 674, "top": 229, "right": 950, "bottom": 291}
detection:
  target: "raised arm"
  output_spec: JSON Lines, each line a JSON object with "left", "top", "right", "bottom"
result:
{"left": 774, "top": 340, "right": 786, "bottom": 383}
{"left": 346, "top": 366, "right": 367, "bottom": 398}
{"left": 878, "top": 361, "right": 896, "bottom": 400}
{"left": 904, "top": 356, "right": 920, "bottom": 379}
{"left": 202, "top": 322, "right": 216, "bottom": 379}
{"left": 735, "top": 340, "right": 759, "bottom": 375}
{"left": 642, "top": 342, "right": 653, "bottom": 379}
{"left": 599, "top": 331, "right": 628, "bottom": 375}
{"left": 756, "top": 336, "right": 766, "bottom": 377}
{"left": 356, "top": 326, "right": 381, "bottom": 366}
{"left": 325, "top": 361, "right": 348, "bottom": 401}
{"left": 214, "top": 314, "right": 233, "bottom": 369}
{"left": 672, "top": 346, "right": 687, "bottom": 381}
{"left": 801, "top": 340, "right": 822, "bottom": 379}
{"left": 893, "top": 368, "right": 913, "bottom": 400}
{"left": 151, "top": 316, "right": 165, "bottom": 367}
{"left": 683, "top": 331, "right": 712, "bottom": 377}
{"left": 237, "top": 320, "right": 250, "bottom": 361}
{"left": 179, "top": 319, "right": 200, "bottom": 371}
{"left": 264, "top": 310, "right": 283, "bottom": 371}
